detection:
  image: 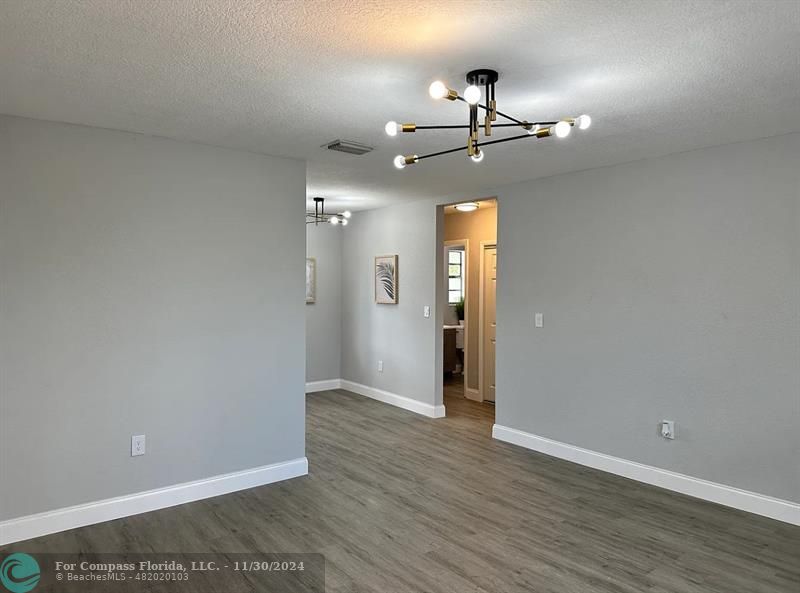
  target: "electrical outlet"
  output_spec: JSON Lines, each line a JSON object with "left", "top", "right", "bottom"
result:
{"left": 377, "top": 360, "right": 383, "bottom": 372}
{"left": 131, "top": 434, "right": 146, "bottom": 456}
{"left": 660, "top": 420, "right": 675, "bottom": 440}
{"left": 423, "top": 305, "right": 431, "bottom": 318}
{"left": 535, "top": 313, "right": 543, "bottom": 328}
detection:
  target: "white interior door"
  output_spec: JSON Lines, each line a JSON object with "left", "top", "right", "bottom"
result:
{"left": 481, "top": 246, "right": 497, "bottom": 402}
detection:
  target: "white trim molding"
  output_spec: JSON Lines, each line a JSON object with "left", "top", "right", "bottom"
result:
{"left": 340, "top": 380, "right": 445, "bottom": 418}
{"left": 0, "top": 457, "right": 309, "bottom": 546}
{"left": 305, "top": 379, "right": 342, "bottom": 393}
{"left": 477, "top": 241, "right": 497, "bottom": 403}
{"left": 492, "top": 424, "right": 800, "bottom": 526}
{"left": 444, "top": 238, "right": 470, "bottom": 389}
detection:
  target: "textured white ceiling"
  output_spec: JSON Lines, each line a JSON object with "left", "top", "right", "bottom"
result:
{"left": 1, "top": 1, "right": 798, "bottom": 212}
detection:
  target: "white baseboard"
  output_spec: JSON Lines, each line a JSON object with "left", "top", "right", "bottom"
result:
{"left": 0, "top": 457, "right": 308, "bottom": 546}
{"left": 340, "top": 380, "right": 445, "bottom": 418}
{"left": 492, "top": 425, "right": 799, "bottom": 526}
{"left": 305, "top": 378, "right": 342, "bottom": 393}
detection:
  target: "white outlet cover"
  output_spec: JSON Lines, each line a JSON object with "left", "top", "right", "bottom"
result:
{"left": 535, "top": 313, "right": 544, "bottom": 328}
{"left": 377, "top": 360, "right": 383, "bottom": 372}
{"left": 131, "top": 434, "right": 146, "bottom": 456}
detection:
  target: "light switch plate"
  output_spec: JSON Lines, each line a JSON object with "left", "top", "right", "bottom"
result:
{"left": 377, "top": 360, "right": 384, "bottom": 372}
{"left": 131, "top": 434, "right": 146, "bottom": 456}
{"left": 535, "top": 313, "right": 543, "bottom": 328}
{"left": 660, "top": 420, "right": 675, "bottom": 440}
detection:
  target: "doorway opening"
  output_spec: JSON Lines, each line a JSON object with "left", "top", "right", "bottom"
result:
{"left": 439, "top": 198, "right": 497, "bottom": 431}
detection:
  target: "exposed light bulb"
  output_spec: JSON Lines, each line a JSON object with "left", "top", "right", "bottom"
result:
{"left": 329, "top": 216, "right": 339, "bottom": 225}
{"left": 384, "top": 121, "right": 399, "bottom": 137}
{"left": 393, "top": 155, "right": 406, "bottom": 169}
{"left": 343, "top": 210, "right": 352, "bottom": 218}
{"left": 463, "top": 85, "right": 481, "bottom": 105}
{"left": 554, "top": 120, "right": 571, "bottom": 138}
{"left": 429, "top": 80, "right": 448, "bottom": 100}
{"left": 527, "top": 123, "right": 541, "bottom": 135}
{"left": 341, "top": 218, "right": 348, "bottom": 226}
{"left": 470, "top": 149, "right": 484, "bottom": 163}
{"left": 576, "top": 114, "right": 592, "bottom": 130}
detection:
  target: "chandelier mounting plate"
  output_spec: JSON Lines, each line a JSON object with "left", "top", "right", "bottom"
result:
{"left": 466, "top": 69, "right": 499, "bottom": 86}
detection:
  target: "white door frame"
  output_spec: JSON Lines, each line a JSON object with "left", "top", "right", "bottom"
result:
{"left": 443, "top": 239, "right": 469, "bottom": 395}
{"left": 478, "top": 241, "right": 497, "bottom": 403}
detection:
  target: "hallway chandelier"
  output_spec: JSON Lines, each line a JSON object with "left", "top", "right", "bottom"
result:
{"left": 385, "top": 69, "right": 591, "bottom": 168}
{"left": 306, "top": 197, "right": 351, "bottom": 227}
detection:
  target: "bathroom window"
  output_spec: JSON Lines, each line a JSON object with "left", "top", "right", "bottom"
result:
{"left": 448, "top": 249, "right": 464, "bottom": 304}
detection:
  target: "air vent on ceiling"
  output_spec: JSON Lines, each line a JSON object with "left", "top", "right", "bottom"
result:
{"left": 323, "top": 139, "right": 373, "bottom": 155}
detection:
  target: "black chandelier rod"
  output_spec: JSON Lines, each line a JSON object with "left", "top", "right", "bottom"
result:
{"left": 416, "top": 145, "right": 470, "bottom": 161}
{"left": 413, "top": 121, "right": 558, "bottom": 130}
{"left": 477, "top": 132, "right": 538, "bottom": 148}
{"left": 456, "top": 96, "right": 526, "bottom": 126}
{"left": 416, "top": 131, "right": 545, "bottom": 162}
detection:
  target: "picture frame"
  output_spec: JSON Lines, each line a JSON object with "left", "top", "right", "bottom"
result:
{"left": 374, "top": 255, "right": 398, "bottom": 304}
{"left": 305, "top": 257, "right": 316, "bottom": 304}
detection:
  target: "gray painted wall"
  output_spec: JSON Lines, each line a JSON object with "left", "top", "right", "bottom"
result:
{"left": 496, "top": 133, "right": 800, "bottom": 502}
{"left": 338, "top": 134, "right": 798, "bottom": 503}
{"left": 341, "top": 200, "right": 442, "bottom": 406}
{"left": 0, "top": 116, "right": 307, "bottom": 520}
{"left": 306, "top": 224, "right": 342, "bottom": 382}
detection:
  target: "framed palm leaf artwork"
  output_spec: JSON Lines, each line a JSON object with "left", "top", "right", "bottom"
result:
{"left": 375, "top": 255, "right": 398, "bottom": 304}
{"left": 305, "top": 257, "right": 316, "bottom": 304}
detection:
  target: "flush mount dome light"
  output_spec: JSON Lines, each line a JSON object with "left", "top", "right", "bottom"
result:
{"left": 455, "top": 202, "right": 479, "bottom": 212}
{"left": 385, "top": 68, "right": 593, "bottom": 168}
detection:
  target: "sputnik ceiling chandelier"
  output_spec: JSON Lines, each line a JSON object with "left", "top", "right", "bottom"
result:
{"left": 385, "top": 69, "right": 591, "bottom": 168}
{"left": 306, "top": 197, "right": 351, "bottom": 227}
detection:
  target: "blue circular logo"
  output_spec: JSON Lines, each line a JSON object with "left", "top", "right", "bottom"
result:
{"left": 0, "top": 554, "right": 40, "bottom": 593}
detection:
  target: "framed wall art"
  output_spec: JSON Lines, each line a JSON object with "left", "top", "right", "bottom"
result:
{"left": 305, "top": 257, "right": 316, "bottom": 304}
{"left": 375, "top": 255, "right": 398, "bottom": 304}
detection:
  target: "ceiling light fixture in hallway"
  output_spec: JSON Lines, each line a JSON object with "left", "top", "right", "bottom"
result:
{"left": 454, "top": 202, "right": 479, "bottom": 212}
{"left": 307, "top": 197, "right": 351, "bottom": 227}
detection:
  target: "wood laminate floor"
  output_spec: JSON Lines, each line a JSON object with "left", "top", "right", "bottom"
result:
{"left": 443, "top": 372, "right": 494, "bottom": 436}
{"left": 3, "top": 389, "right": 798, "bottom": 592}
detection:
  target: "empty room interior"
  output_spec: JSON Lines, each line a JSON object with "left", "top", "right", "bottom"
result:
{"left": 1, "top": 2, "right": 799, "bottom": 592}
